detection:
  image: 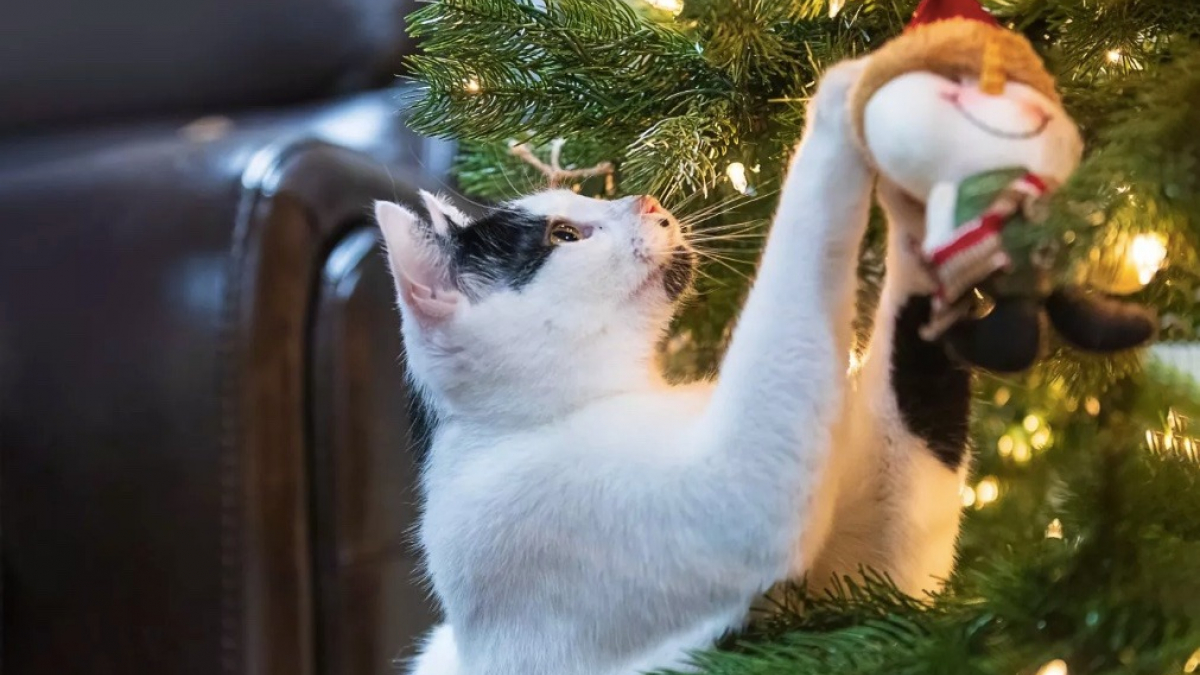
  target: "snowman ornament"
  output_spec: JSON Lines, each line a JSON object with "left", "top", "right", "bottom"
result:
{"left": 849, "top": 0, "right": 1156, "bottom": 373}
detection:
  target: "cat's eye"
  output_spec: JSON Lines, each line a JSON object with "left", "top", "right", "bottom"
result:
{"left": 548, "top": 220, "right": 584, "bottom": 245}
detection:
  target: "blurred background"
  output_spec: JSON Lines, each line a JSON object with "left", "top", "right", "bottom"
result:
{"left": 0, "top": 0, "right": 451, "bottom": 672}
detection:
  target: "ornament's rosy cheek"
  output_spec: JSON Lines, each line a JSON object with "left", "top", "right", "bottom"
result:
{"left": 938, "top": 85, "right": 962, "bottom": 104}
{"left": 1013, "top": 98, "right": 1052, "bottom": 127}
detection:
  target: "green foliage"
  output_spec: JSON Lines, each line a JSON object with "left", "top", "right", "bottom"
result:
{"left": 404, "top": 1, "right": 1200, "bottom": 672}
{"left": 406, "top": 0, "right": 1200, "bottom": 386}
{"left": 647, "top": 366, "right": 1200, "bottom": 675}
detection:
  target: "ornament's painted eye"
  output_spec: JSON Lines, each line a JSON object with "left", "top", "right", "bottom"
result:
{"left": 548, "top": 220, "right": 585, "bottom": 245}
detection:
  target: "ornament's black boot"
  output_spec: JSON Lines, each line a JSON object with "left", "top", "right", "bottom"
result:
{"left": 943, "top": 297, "right": 1042, "bottom": 373}
{"left": 1045, "top": 286, "right": 1157, "bottom": 353}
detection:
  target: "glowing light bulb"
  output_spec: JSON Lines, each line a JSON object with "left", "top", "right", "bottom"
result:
{"left": 1012, "top": 439, "right": 1032, "bottom": 464}
{"left": 1168, "top": 408, "right": 1184, "bottom": 432}
{"left": 1023, "top": 414, "right": 1042, "bottom": 433}
{"left": 1036, "top": 659, "right": 1069, "bottom": 675}
{"left": 960, "top": 485, "right": 977, "bottom": 508}
{"left": 975, "top": 477, "right": 1000, "bottom": 507}
{"left": 1184, "top": 647, "right": 1200, "bottom": 673}
{"left": 726, "top": 162, "right": 750, "bottom": 195}
{"left": 646, "top": 0, "right": 683, "bottom": 14}
{"left": 1106, "top": 49, "right": 1123, "bottom": 63}
{"left": 997, "top": 434, "right": 1014, "bottom": 457}
{"left": 1046, "top": 518, "right": 1064, "bottom": 539}
{"left": 464, "top": 77, "right": 481, "bottom": 94}
{"left": 1085, "top": 397, "right": 1102, "bottom": 416}
{"left": 994, "top": 387, "right": 1011, "bottom": 406}
{"left": 829, "top": 0, "right": 846, "bottom": 18}
{"left": 1129, "top": 233, "right": 1168, "bottom": 285}
{"left": 1031, "top": 428, "right": 1051, "bottom": 451}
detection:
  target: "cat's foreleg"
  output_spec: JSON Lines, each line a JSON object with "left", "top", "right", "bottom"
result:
{"left": 697, "top": 60, "right": 874, "bottom": 582}
{"left": 809, "top": 182, "right": 972, "bottom": 598}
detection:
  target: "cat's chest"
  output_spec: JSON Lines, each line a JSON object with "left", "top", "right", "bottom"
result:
{"left": 418, "top": 393, "right": 708, "bottom": 587}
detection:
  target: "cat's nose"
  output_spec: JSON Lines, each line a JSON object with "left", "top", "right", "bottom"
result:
{"left": 638, "top": 196, "right": 672, "bottom": 227}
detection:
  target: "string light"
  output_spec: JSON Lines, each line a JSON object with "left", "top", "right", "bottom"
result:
{"left": 961, "top": 485, "right": 977, "bottom": 508}
{"left": 1146, "top": 409, "right": 1200, "bottom": 460}
{"left": 976, "top": 477, "right": 1000, "bottom": 507}
{"left": 994, "top": 387, "right": 1011, "bottom": 406}
{"left": 1106, "top": 48, "right": 1123, "bottom": 63}
{"left": 464, "top": 77, "right": 481, "bottom": 94}
{"left": 1045, "top": 518, "right": 1064, "bottom": 539}
{"left": 829, "top": 0, "right": 846, "bottom": 18}
{"left": 1036, "top": 659, "right": 1069, "bottom": 675}
{"left": 1012, "top": 438, "right": 1032, "bottom": 464}
{"left": 1085, "top": 397, "right": 1102, "bottom": 416}
{"left": 1031, "top": 428, "right": 1052, "bottom": 451}
{"left": 1023, "top": 414, "right": 1043, "bottom": 433}
{"left": 646, "top": 0, "right": 683, "bottom": 14}
{"left": 1184, "top": 648, "right": 1200, "bottom": 673}
{"left": 1129, "top": 233, "right": 1168, "bottom": 285}
{"left": 726, "top": 162, "right": 750, "bottom": 195}
{"left": 997, "top": 434, "right": 1014, "bottom": 457}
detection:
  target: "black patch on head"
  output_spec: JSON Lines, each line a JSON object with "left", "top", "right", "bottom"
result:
{"left": 449, "top": 207, "right": 553, "bottom": 292}
{"left": 664, "top": 246, "right": 697, "bottom": 300}
{"left": 891, "top": 295, "right": 972, "bottom": 469}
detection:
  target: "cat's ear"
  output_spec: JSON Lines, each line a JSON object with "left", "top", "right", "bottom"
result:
{"left": 419, "top": 190, "right": 469, "bottom": 237}
{"left": 375, "top": 200, "right": 461, "bottom": 324}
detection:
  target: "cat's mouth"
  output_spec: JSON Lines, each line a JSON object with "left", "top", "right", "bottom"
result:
{"left": 635, "top": 246, "right": 696, "bottom": 301}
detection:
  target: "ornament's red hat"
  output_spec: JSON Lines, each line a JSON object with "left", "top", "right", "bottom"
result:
{"left": 907, "top": 0, "right": 1000, "bottom": 29}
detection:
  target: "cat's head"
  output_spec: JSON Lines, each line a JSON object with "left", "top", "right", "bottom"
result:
{"left": 376, "top": 189, "right": 696, "bottom": 420}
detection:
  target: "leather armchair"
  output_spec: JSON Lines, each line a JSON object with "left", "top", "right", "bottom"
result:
{"left": 0, "top": 1, "right": 447, "bottom": 673}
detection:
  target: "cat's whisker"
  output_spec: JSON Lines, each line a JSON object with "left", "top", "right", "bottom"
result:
{"left": 700, "top": 257, "right": 753, "bottom": 282}
{"left": 678, "top": 190, "right": 778, "bottom": 226}
{"left": 686, "top": 233, "right": 766, "bottom": 245}
{"left": 677, "top": 194, "right": 754, "bottom": 224}
{"left": 686, "top": 217, "right": 769, "bottom": 233}
{"left": 693, "top": 248, "right": 755, "bottom": 265}
{"left": 682, "top": 220, "right": 768, "bottom": 239}
{"left": 687, "top": 248, "right": 755, "bottom": 281}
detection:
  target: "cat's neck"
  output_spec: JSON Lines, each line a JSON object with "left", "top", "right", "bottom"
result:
{"left": 415, "top": 316, "right": 666, "bottom": 431}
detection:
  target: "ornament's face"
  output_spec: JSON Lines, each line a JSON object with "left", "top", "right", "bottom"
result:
{"left": 863, "top": 71, "right": 1083, "bottom": 200}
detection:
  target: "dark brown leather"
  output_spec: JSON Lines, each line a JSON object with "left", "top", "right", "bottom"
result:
{"left": 311, "top": 228, "right": 437, "bottom": 674}
{"left": 0, "top": 89, "right": 446, "bottom": 674}
{"left": 0, "top": 0, "right": 418, "bottom": 135}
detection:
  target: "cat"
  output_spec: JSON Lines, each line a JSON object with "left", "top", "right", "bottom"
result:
{"left": 375, "top": 59, "right": 971, "bottom": 675}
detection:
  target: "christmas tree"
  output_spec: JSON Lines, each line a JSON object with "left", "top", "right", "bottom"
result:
{"left": 402, "top": 0, "right": 1200, "bottom": 672}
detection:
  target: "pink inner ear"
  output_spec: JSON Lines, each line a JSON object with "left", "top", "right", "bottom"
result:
{"left": 400, "top": 272, "right": 459, "bottom": 321}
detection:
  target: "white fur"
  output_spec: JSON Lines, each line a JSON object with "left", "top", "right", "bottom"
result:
{"left": 807, "top": 191, "right": 967, "bottom": 598}
{"left": 377, "top": 60, "right": 972, "bottom": 675}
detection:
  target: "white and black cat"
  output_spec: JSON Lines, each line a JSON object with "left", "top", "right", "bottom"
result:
{"left": 375, "top": 60, "right": 971, "bottom": 675}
